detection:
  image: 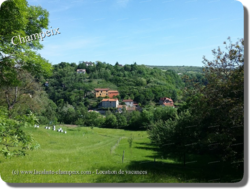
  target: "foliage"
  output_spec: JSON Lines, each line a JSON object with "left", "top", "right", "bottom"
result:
{"left": 192, "top": 37, "right": 244, "bottom": 164}
{"left": 149, "top": 38, "right": 244, "bottom": 166}
{"left": 0, "top": 71, "right": 55, "bottom": 120}
{"left": 127, "top": 135, "right": 134, "bottom": 148}
{"left": 40, "top": 61, "right": 183, "bottom": 126}
{"left": 146, "top": 65, "right": 203, "bottom": 74}
{"left": 0, "top": 0, "right": 53, "bottom": 87}
{"left": 0, "top": 106, "right": 40, "bottom": 158}
{"left": 104, "top": 113, "right": 117, "bottom": 128}
{"left": 116, "top": 113, "right": 128, "bottom": 128}
{"left": 148, "top": 110, "right": 197, "bottom": 165}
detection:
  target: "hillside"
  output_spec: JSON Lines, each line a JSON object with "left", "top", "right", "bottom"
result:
{"left": 38, "top": 62, "right": 184, "bottom": 125}
{"left": 146, "top": 65, "right": 203, "bottom": 74}
{"left": 43, "top": 62, "right": 184, "bottom": 105}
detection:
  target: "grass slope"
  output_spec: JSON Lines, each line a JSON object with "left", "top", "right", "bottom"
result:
{"left": 0, "top": 126, "right": 242, "bottom": 183}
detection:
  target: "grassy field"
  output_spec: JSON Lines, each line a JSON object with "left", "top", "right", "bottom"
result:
{"left": 0, "top": 125, "right": 243, "bottom": 183}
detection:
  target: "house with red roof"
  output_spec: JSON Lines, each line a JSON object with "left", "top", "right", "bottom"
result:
{"left": 108, "top": 90, "right": 120, "bottom": 98}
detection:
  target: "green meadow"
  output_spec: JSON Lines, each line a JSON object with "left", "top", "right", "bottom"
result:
{"left": 0, "top": 126, "right": 243, "bottom": 183}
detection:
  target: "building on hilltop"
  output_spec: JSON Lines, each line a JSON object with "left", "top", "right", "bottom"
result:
{"left": 95, "top": 88, "right": 110, "bottom": 98}
{"left": 79, "top": 61, "right": 94, "bottom": 66}
{"left": 76, "top": 69, "right": 86, "bottom": 74}
{"left": 159, "top": 97, "right": 174, "bottom": 107}
{"left": 108, "top": 90, "right": 120, "bottom": 98}
{"left": 85, "top": 62, "right": 94, "bottom": 66}
{"left": 101, "top": 99, "right": 119, "bottom": 108}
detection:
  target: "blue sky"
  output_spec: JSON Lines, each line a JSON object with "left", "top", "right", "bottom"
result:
{"left": 28, "top": 0, "right": 243, "bottom": 66}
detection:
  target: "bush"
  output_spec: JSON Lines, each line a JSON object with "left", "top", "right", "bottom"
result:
{"left": 127, "top": 135, "right": 134, "bottom": 148}
{"left": 0, "top": 108, "right": 40, "bottom": 158}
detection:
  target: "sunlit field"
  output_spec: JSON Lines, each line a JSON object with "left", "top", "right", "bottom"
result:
{"left": 0, "top": 126, "right": 243, "bottom": 183}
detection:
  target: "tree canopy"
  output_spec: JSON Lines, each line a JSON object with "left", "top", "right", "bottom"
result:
{"left": 0, "top": 0, "right": 52, "bottom": 87}
{"left": 149, "top": 38, "right": 244, "bottom": 166}
{"left": 0, "top": 0, "right": 53, "bottom": 158}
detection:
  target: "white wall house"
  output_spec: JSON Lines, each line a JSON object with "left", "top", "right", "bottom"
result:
{"left": 77, "top": 69, "right": 86, "bottom": 74}
{"left": 85, "top": 62, "right": 94, "bottom": 66}
{"left": 123, "top": 99, "right": 134, "bottom": 107}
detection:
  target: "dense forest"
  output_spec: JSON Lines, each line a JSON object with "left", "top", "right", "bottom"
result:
{"left": 35, "top": 62, "right": 184, "bottom": 127}
{"left": 42, "top": 62, "right": 183, "bottom": 105}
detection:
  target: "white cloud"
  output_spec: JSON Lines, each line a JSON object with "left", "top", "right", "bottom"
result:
{"left": 117, "top": 18, "right": 129, "bottom": 21}
{"left": 230, "top": 18, "right": 243, "bottom": 21}
{"left": 209, "top": 36, "right": 220, "bottom": 38}
{"left": 39, "top": 37, "right": 103, "bottom": 61}
{"left": 208, "top": 0, "right": 220, "bottom": 3}
{"left": 208, "top": 18, "right": 220, "bottom": 21}
{"left": 185, "top": 0, "right": 198, "bottom": 2}
{"left": 140, "top": 0, "right": 151, "bottom": 3}
{"left": 162, "top": 0, "right": 175, "bottom": 3}
{"left": 50, "top": 5, "right": 71, "bottom": 13}
{"left": 139, "top": 18, "right": 151, "bottom": 21}
{"left": 185, "top": 18, "right": 198, "bottom": 21}
{"left": 94, "top": 0, "right": 106, "bottom": 3}
{"left": 163, "top": 18, "right": 174, "bottom": 21}
{"left": 116, "top": 0, "right": 130, "bottom": 7}
{"left": 94, "top": 18, "right": 106, "bottom": 21}
{"left": 180, "top": 45, "right": 218, "bottom": 52}
{"left": 185, "top": 35, "right": 197, "bottom": 39}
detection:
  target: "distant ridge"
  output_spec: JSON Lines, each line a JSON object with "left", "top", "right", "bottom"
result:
{"left": 145, "top": 65, "right": 204, "bottom": 74}
{"left": 145, "top": 65, "right": 203, "bottom": 67}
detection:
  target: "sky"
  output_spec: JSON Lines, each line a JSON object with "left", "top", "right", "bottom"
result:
{"left": 27, "top": 0, "right": 244, "bottom": 66}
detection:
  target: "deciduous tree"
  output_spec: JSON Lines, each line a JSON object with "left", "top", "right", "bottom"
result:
{"left": 0, "top": 0, "right": 52, "bottom": 87}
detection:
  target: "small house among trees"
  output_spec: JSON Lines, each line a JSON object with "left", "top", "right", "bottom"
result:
{"left": 95, "top": 88, "right": 109, "bottom": 97}
{"left": 159, "top": 97, "right": 174, "bottom": 107}
{"left": 95, "top": 88, "right": 120, "bottom": 98}
{"left": 108, "top": 90, "right": 119, "bottom": 98}
{"left": 122, "top": 99, "right": 134, "bottom": 107}
{"left": 77, "top": 69, "right": 86, "bottom": 74}
{"left": 101, "top": 99, "right": 119, "bottom": 108}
